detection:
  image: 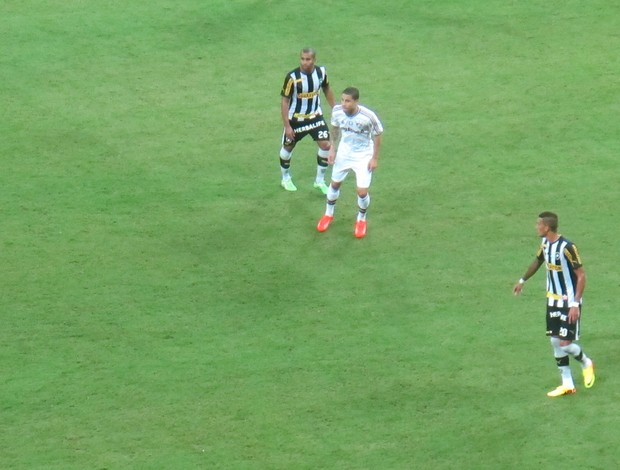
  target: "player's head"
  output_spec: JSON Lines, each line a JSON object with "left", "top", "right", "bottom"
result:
{"left": 340, "top": 87, "right": 360, "bottom": 115}
{"left": 342, "top": 87, "right": 360, "bottom": 101}
{"left": 301, "top": 47, "right": 316, "bottom": 57}
{"left": 299, "top": 48, "right": 316, "bottom": 73}
{"left": 537, "top": 211, "right": 559, "bottom": 235}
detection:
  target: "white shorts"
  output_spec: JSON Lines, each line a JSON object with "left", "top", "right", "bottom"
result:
{"left": 331, "top": 153, "right": 373, "bottom": 188}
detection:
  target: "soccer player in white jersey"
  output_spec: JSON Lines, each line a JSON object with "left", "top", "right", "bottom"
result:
{"left": 513, "top": 212, "right": 595, "bottom": 397}
{"left": 279, "top": 48, "right": 335, "bottom": 194}
{"left": 316, "top": 87, "right": 383, "bottom": 238}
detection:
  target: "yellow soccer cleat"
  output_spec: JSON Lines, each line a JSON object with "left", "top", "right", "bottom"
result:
{"left": 547, "top": 385, "right": 577, "bottom": 398}
{"left": 583, "top": 360, "right": 595, "bottom": 388}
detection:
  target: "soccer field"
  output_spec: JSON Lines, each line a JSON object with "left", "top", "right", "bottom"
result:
{"left": 2, "top": 1, "right": 620, "bottom": 468}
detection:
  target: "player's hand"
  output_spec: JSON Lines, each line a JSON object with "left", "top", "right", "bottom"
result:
{"left": 284, "top": 125, "right": 295, "bottom": 142}
{"left": 328, "top": 149, "right": 336, "bottom": 165}
{"left": 568, "top": 306, "right": 580, "bottom": 324}
{"left": 368, "top": 157, "right": 378, "bottom": 172}
{"left": 513, "top": 283, "right": 524, "bottom": 295}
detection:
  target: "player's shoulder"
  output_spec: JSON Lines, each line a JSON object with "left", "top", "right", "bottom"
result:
{"left": 355, "top": 105, "right": 381, "bottom": 125}
{"left": 556, "top": 236, "right": 581, "bottom": 259}
{"left": 315, "top": 65, "right": 328, "bottom": 79}
{"left": 558, "top": 234, "right": 574, "bottom": 244}
{"left": 331, "top": 105, "right": 345, "bottom": 121}
{"left": 358, "top": 104, "right": 379, "bottom": 117}
{"left": 358, "top": 105, "right": 383, "bottom": 130}
{"left": 561, "top": 236, "right": 579, "bottom": 251}
{"left": 285, "top": 66, "right": 302, "bottom": 77}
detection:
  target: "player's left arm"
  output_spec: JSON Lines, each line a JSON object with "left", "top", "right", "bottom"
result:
{"left": 566, "top": 244, "right": 586, "bottom": 323}
{"left": 568, "top": 266, "right": 586, "bottom": 324}
{"left": 566, "top": 244, "right": 585, "bottom": 301}
{"left": 368, "top": 134, "right": 381, "bottom": 171}
{"left": 323, "top": 82, "right": 336, "bottom": 109}
{"left": 573, "top": 266, "right": 586, "bottom": 302}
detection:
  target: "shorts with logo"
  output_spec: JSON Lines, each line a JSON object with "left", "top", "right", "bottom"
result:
{"left": 546, "top": 305, "right": 580, "bottom": 340}
{"left": 331, "top": 151, "right": 373, "bottom": 188}
{"left": 282, "top": 114, "right": 330, "bottom": 146}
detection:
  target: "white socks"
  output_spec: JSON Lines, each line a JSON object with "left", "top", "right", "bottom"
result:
{"left": 357, "top": 194, "right": 370, "bottom": 221}
{"left": 316, "top": 164, "right": 327, "bottom": 184}
{"left": 323, "top": 189, "right": 371, "bottom": 221}
{"left": 560, "top": 366, "right": 575, "bottom": 389}
{"left": 550, "top": 336, "right": 590, "bottom": 388}
{"left": 325, "top": 186, "right": 339, "bottom": 217}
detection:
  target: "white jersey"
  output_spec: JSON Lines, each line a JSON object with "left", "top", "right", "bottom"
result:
{"left": 331, "top": 104, "right": 383, "bottom": 156}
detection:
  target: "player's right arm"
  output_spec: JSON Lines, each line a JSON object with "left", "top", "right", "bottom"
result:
{"left": 280, "top": 75, "right": 296, "bottom": 142}
{"left": 281, "top": 96, "right": 294, "bottom": 142}
{"left": 328, "top": 125, "right": 340, "bottom": 165}
{"left": 513, "top": 258, "right": 543, "bottom": 295}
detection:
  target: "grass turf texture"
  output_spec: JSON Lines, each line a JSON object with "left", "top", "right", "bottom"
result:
{"left": 2, "top": 0, "right": 620, "bottom": 468}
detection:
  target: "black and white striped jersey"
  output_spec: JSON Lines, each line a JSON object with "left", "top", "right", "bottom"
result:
{"left": 281, "top": 66, "right": 329, "bottom": 122}
{"left": 536, "top": 236, "right": 583, "bottom": 308}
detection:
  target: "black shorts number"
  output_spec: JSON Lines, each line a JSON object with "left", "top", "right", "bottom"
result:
{"left": 283, "top": 115, "right": 330, "bottom": 145}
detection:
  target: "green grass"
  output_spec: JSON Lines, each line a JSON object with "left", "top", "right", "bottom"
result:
{"left": 2, "top": 0, "right": 620, "bottom": 468}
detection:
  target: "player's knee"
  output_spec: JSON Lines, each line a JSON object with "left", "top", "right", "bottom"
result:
{"left": 560, "top": 342, "right": 580, "bottom": 357}
{"left": 316, "top": 150, "right": 329, "bottom": 167}
{"left": 555, "top": 355, "right": 569, "bottom": 367}
{"left": 327, "top": 185, "right": 340, "bottom": 201}
{"left": 280, "top": 147, "right": 292, "bottom": 160}
{"left": 280, "top": 148, "right": 292, "bottom": 169}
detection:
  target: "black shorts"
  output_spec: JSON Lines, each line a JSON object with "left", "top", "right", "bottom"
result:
{"left": 546, "top": 306, "right": 580, "bottom": 340}
{"left": 283, "top": 115, "right": 330, "bottom": 146}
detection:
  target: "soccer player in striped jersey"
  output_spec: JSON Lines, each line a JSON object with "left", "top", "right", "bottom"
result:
{"left": 279, "top": 48, "right": 335, "bottom": 194}
{"left": 316, "top": 87, "right": 383, "bottom": 238}
{"left": 513, "top": 212, "right": 595, "bottom": 397}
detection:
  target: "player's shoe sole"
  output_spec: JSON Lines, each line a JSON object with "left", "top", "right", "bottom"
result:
{"left": 546, "top": 385, "right": 576, "bottom": 398}
{"left": 317, "top": 215, "right": 333, "bottom": 232}
{"left": 354, "top": 220, "right": 367, "bottom": 238}
{"left": 583, "top": 360, "right": 595, "bottom": 388}
{"left": 313, "top": 181, "right": 329, "bottom": 195}
{"left": 281, "top": 179, "right": 297, "bottom": 191}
